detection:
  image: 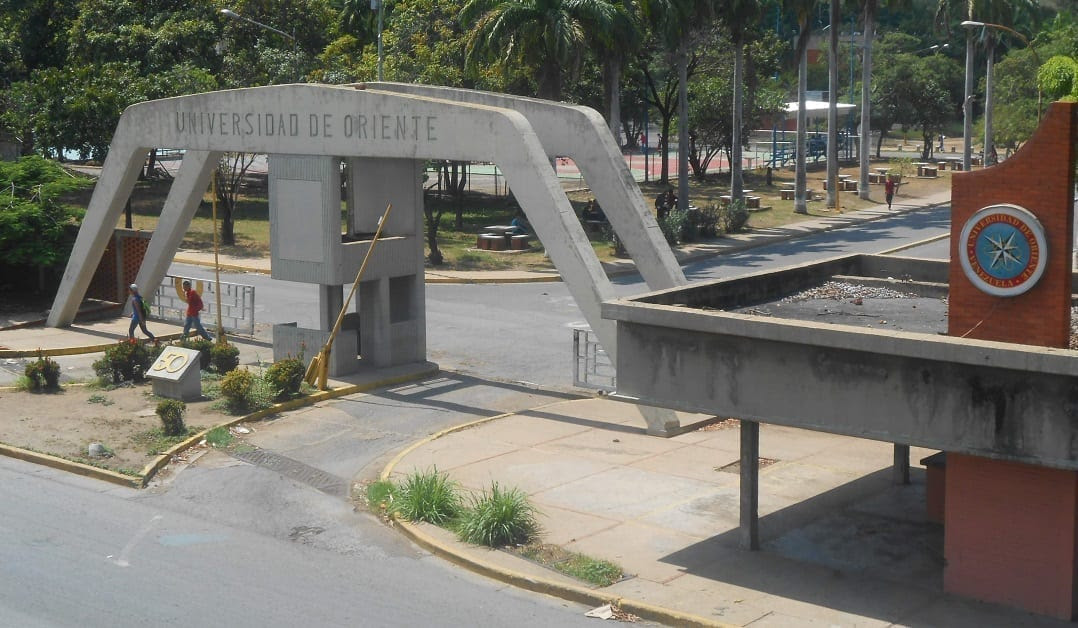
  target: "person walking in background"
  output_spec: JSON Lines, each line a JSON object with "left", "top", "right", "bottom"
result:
{"left": 182, "top": 280, "right": 212, "bottom": 341}
{"left": 127, "top": 283, "right": 156, "bottom": 342}
{"left": 884, "top": 175, "right": 899, "bottom": 210}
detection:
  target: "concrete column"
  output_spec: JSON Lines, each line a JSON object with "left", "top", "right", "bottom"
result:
{"left": 740, "top": 419, "right": 760, "bottom": 551}
{"left": 319, "top": 285, "right": 343, "bottom": 332}
{"left": 347, "top": 157, "right": 426, "bottom": 366}
{"left": 359, "top": 277, "right": 391, "bottom": 366}
{"left": 893, "top": 444, "right": 910, "bottom": 485}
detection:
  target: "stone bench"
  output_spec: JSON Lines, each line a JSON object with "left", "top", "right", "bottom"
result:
{"left": 476, "top": 233, "right": 507, "bottom": 251}
{"left": 510, "top": 234, "right": 531, "bottom": 250}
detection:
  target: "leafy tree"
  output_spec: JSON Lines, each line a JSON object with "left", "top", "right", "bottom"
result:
{"left": 461, "top": 0, "right": 618, "bottom": 101}
{"left": 1039, "top": 55, "right": 1077, "bottom": 100}
{"left": 641, "top": 0, "right": 720, "bottom": 209}
{"left": 0, "top": 156, "right": 90, "bottom": 290}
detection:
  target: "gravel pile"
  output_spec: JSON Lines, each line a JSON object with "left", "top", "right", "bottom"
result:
{"left": 780, "top": 281, "right": 919, "bottom": 303}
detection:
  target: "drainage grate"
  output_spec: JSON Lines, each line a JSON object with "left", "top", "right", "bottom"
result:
{"left": 230, "top": 448, "right": 349, "bottom": 497}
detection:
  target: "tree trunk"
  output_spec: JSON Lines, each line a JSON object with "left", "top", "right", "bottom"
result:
{"left": 731, "top": 38, "right": 745, "bottom": 200}
{"left": 827, "top": 0, "right": 840, "bottom": 208}
{"left": 605, "top": 56, "right": 624, "bottom": 147}
{"left": 795, "top": 38, "right": 809, "bottom": 214}
{"left": 859, "top": 2, "right": 875, "bottom": 200}
{"left": 677, "top": 40, "right": 690, "bottom": 211}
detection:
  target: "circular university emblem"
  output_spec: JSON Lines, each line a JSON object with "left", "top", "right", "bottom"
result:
{"left": 959, "top": 204, "right": 1047, "bottom": 297}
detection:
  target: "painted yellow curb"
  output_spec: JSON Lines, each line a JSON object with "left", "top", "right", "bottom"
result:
{"left": 0, "top": 333, "right": 188, "bottom": 359}
{"left": 0, "top": 443, "right": 141, "bottom": 488}
{"left": 379, "top": 399, "right": 735, "bottom": 628}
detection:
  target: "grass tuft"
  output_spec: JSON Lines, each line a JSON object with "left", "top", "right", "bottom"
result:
{"left": 393, "top": 468, "right": 461, "bottom": 525}
{"left": 205, "top": 426, "right": 234, "bottom": 448}
{"left": 456, "top": 482, "right": 539, "bottom": 547}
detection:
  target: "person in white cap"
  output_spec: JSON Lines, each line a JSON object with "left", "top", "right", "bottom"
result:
{"left": 127, "top": 283, "right": 156, "bottom": 342}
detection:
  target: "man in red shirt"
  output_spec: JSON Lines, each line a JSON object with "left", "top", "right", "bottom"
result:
{"left": 182, "top": 280, "right": 213, "bottom": 341}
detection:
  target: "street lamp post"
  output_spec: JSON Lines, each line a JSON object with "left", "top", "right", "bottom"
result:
{"left": 220, "top": 8, "right": 298, "bottom": 82}
{"left": 371, "top": 0, "right": 385, "bottom": 81}
{"left": 961, "top": 20, "right": 1041, "bottom": 166}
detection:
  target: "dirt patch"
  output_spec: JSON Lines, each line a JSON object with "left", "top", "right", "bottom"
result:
{"left": 0, "top": 383, "right": 230, "bottom": 475}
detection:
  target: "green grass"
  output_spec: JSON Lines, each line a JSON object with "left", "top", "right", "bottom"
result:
{"left": 205, "top": 426, "right": 234, "bottom": 448}
{"left": 559, "top": 554, "right": 623, "bottom": 587}
{"left": 393, "top": 468, "right": 461, "bottom": 526}
{"left": 131, "top": 427, "right": 200, "bottom": 455}
{"left": 366, "top": 480, "right": 397, "bottom": 514}
{"left": 455, "top": 482, "right": 539, "bottom": 547}
{"left": 87, "top": 393, "right": 114, "bottom": 406}
{"left": 518, "top": 543, "right": 624, "bottom": 587}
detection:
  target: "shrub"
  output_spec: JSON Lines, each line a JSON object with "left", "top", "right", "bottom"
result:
{"left": 394, "top": 468, "right": 461, "bottom": 526}
{"left": 265, "top": 357, "right": 305, "bottom": 400}
{"left": 177, "top": 338, "right": 213, "bottom": 369}
{"left": 210, "top": 342, "right": 240, "bottom": 374}
{"left": 456, "top": 482, "right": 539, "bottom": 547}
{"left": 697, "top": 204, "right": 722, "bottom": 238}
{"left": 720, "top": 199, "right": 750, "bottom": 234}
{"left": 93, "top": 339, "right": 154, "bottom": 384}
{"left": 155, "top": 399, "right": 187, "bottom": 436}
{"left": 24, "top": 353, "right": 61, "bottom": 391}
{"left": 219, "top": 368, "right": 254, "bottom": 412}
{"left": 658, "top": 210, "right": 690, "bottom": 245}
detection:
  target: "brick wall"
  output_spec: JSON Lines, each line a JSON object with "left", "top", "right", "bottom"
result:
{"left": 948, "top": 102, "right": 1076, "bottom": 348}
{"left": 85, "top": 229, "right": 152, "bottom": 303}
{"left": 944, "top": 454, "right": 1078, "bottom": 618}
{"left": 942, "top": 102, "right": 1078, "bottom": 619}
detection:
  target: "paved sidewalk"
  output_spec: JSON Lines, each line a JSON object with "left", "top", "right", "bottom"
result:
{"left": 383, "top": 397, "right": 1071, "bottom": 627}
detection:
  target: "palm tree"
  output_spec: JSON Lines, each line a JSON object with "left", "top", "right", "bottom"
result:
{"left": 826, "top": 1, "right": 840, "bottom": 208}
{"left": 600, "top": 1, "right": 642, "bottom": 145}
{"left": 461, "top": 0, "right": 618, "bottom": 101}
{"left": 720, "top": 0, "right": 762, "bottom": 202}
{"left": 785, "top": 0, "right": 818, "bottom": 214}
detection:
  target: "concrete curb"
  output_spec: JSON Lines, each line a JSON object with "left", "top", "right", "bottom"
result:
{"left": 0, "top": 365, "right": 440, "bottom": 490}
{"left": 378, "top": 399, "right": 734, "bottom": 628}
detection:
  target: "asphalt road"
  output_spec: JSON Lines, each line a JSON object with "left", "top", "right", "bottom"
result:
{"left": 0, "top": 379, "right": 604, "bottom": 627}
{"left": 2, "top": 206, "right": 955, "bottom": 627}
{"left": 165, "top": 203, "right": 953, "bottom": 390}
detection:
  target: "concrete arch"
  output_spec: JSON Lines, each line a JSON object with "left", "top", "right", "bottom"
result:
{"left": 49, "top": 85, "right": 674, "bottom": 362}
{"left": 363, "top": 82, "right": 687, "bottom": 292}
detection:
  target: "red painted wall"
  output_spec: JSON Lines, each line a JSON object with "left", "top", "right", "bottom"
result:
{"left": 944, "top": 454, "right": 1078, "bottom": 618}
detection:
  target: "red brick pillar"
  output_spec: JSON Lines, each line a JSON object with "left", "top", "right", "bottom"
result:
{"left": 943, "top": 102, "right": 1077, "bottom": 619}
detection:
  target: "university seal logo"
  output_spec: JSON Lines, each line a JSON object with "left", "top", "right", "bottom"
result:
{"left": 959, "top": 204, "right": 1047, "bottom": 297}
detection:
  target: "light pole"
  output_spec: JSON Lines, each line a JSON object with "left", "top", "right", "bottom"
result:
{"left": 961, "top": 20, "right": 1041, "bottom": 166}
{"left": 220, "top": 8, "right": 298, "bottom": 82}
{"left": 914, "top": 43, "right": 950, "bottom": 54}
{"left": 372, "top": 0, "right": 385, "bottom": 81}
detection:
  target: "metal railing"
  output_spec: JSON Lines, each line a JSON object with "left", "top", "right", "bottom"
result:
{"left": 572, "top": 328, "right": 615, "bottom": 391}
{"left": 150, "top": 274, "right": 255, "bottom": 335}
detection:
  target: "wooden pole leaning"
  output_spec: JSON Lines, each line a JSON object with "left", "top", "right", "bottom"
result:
{"left": 304, "top": 202, "right": 394, "bottom": 390}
